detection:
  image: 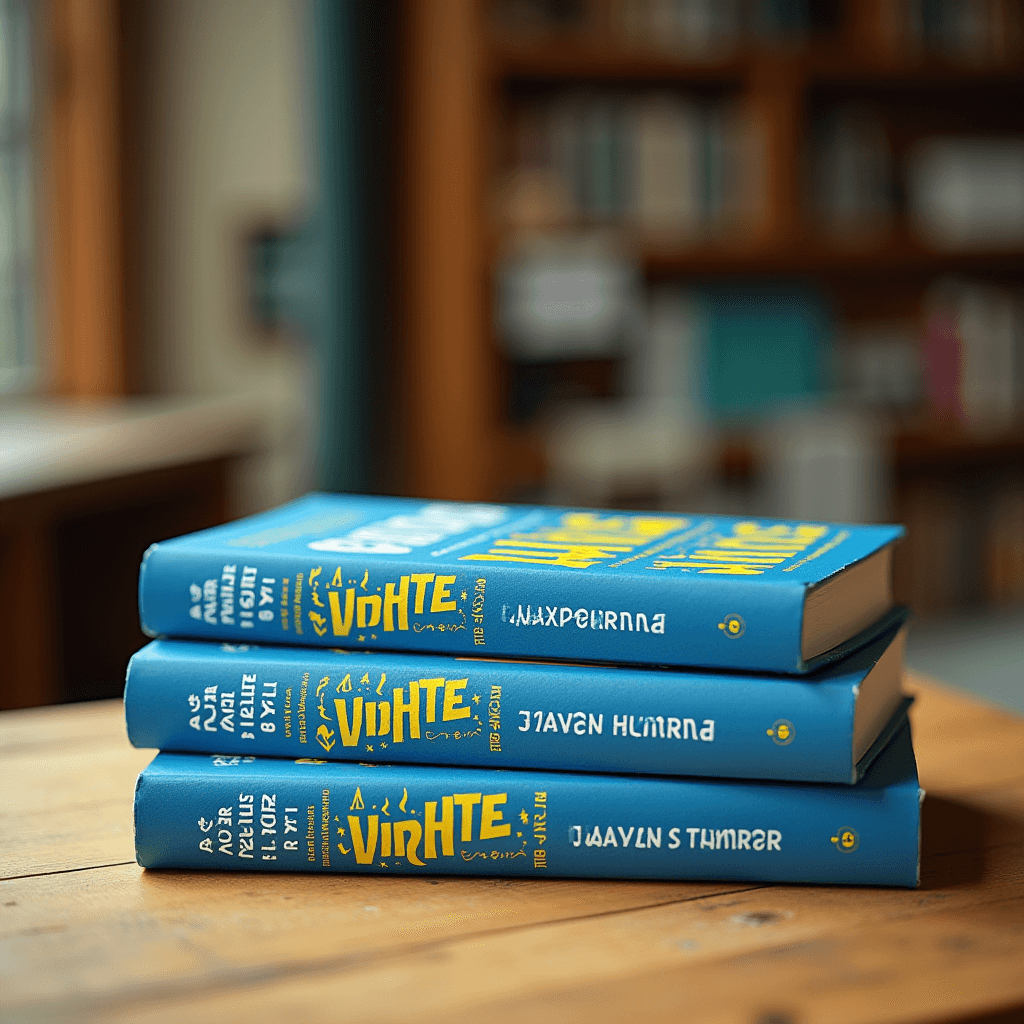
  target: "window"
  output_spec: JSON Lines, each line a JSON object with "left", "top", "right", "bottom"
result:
{"left": 0, "top": 0, "right": 36, "bottom": 392}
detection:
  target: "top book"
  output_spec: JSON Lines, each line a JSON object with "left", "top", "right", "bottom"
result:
{"left": 139, "top": 493, "right": 903, "bottom": 674}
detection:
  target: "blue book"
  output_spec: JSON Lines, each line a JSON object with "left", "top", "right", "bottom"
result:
{"left": 125, "top": 620, "right": 909, "bottom": 784}
{"left": 138, "top": 493, "right": 904, "bottom": 673}
{"left": 133, "top": 722, "right": 922, "bottom": 887}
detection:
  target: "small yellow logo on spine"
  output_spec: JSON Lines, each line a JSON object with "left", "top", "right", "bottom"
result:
{"left": 766, "top": 719, "right": 794, "bottom": 745}
{"left": 718, "top": 614, "right": 745, "bottom": 638}
{"left": 831, "top": 826, "right": 859, "bottom": 852}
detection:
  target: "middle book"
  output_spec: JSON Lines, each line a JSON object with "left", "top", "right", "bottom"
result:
{"left": 126, "top": 615, "right": 909, "bottom": 786}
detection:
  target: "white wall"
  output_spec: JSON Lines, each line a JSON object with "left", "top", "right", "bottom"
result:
{"left": 141, "top": 0, "right": 315, "bottom": 512}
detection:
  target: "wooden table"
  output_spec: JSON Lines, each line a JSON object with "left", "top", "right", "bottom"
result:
{"left": 3, "top": 675, "right": 1023, "bottom": 1024}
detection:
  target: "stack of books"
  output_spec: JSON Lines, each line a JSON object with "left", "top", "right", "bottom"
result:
{"left": 127, "top": 495, "right": 921, "bottom": 887}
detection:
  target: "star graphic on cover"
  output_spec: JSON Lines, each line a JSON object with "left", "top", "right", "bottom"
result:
{"left": 460, "top": 590, "right": 468, "bottom": 601}
{"left": 371, "top": 633, "right": 377, "bottom": 639}
{"left": 358, "top": 635, "right": 365, "bottom": 642}
{"left": 520, "top": 809, "right": 529, "bottom": 824}
{"left": 366, "top": 744, "right": 374, "bottom": 752}
{"left": 472, "top": 694, "right": 481, "bottom": 704}
{"left": 336, "top": 827, "right": 346, "bottom": 837}
{"left": 379, "top": 741, "right": 388, "bottom": 749}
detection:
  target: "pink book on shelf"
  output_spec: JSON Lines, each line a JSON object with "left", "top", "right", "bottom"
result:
{"left": 922, "top": 311, "right": 962, "bottom": 421}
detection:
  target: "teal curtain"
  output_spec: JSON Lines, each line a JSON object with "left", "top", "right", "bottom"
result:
{"left": 310, "top": 0, "right": 367, "bottom": 492}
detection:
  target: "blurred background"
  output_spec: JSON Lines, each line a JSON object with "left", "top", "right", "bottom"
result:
{"left": 0, "top": 0, "right": 1022, "bottom": 712}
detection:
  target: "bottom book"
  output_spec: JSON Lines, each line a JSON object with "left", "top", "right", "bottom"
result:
{"left": 134, "top": 723, "right": 923, "bottom": 887}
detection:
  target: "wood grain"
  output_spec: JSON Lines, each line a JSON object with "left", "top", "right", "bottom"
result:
{"left": 0, "top": 699, "right": 127, "bottom": 754}
{"left": 1, "top": 674, "right": 1022, "bottom": 1024}
{"left": 402, "top": 0, "right": 494, "bottom": 501}
{"left": 48, "top": 0, "right": 125, "bottom": 397}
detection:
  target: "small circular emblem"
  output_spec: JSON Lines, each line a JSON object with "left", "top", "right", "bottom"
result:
{"left": 717, "top": 614, "right": 746, "bottom": 639}
{"left": 766, "top": 719, "right": 795, "bottom": 745}
{"left": 830, "top": 826, "right": 859, "bottom": 852}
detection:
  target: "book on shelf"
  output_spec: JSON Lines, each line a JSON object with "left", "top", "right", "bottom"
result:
{"left": 132, "top": 720, "right": 922, "bottom": 887}
{"left": 922, "top": 278, "right": 1023, "bottom": 430}
{"left": 125, "top": 619, "right": 910, "bottom": 785}
{"left": 501, "top": 89, "right": 747, "bottom": 242}
{"left": 631, "top": 94, "right": 704, "bottom": 242}
{"left": 138, "top": 493, "right": 905, "bottom": 673}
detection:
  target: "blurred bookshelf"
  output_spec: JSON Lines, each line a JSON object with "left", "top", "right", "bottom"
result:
{"left": 401, "top": 0, "right": 1024, "bottom": 617}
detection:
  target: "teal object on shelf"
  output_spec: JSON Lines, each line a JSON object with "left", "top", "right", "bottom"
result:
{"left": 700, "top": 284, "right": 832, "bottom": 420}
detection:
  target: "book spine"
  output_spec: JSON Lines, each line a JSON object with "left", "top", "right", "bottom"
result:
{"left": 125, "top": 641, "right": 859, "bottom": 783}
{"left": 134, "top": 754, "right": 921, "bottom": 886}
{"left": 139, "top": 546, "right": 808, "bottom": 672}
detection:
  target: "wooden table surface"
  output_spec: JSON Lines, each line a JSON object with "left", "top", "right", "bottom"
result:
{"left": 3, "top": 674, "right": 1023, "bottom": 1024}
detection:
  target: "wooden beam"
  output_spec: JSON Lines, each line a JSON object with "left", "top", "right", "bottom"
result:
{"left": 47, "top": 0, "right": 125, "bottom": 396}
{"left": 402, "top": 0, "right": 493, "bottom": 500}
{"left": 742, "top": 55, "right": 805, "bottom": 249}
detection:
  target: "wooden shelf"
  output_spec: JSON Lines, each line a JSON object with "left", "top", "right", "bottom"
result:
{"left": 489, "top": 40, "right": 1024, "bottom": 90}
{"left": 497, "top": 421, "right": 1024, "bottom": 497}
{"left": 490, "top": 223, "right": 1024, "bottom": 280}
{"left": 894, "top": 425, "right": 1024, "bottom": 473}
{"left": 806, "top": 55, "right": 1024, "bottom": 88}
{"left": 489, "top": 40, "right": 748, "bottom": 85}
{"left": 644, "top": 238, "right": 1024, "bottom": 280}
{"left": 716, "top": 424, "right": 1024, "bottom": 482}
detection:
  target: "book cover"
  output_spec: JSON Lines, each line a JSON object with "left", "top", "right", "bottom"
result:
{"left": 125, "top": 619, "right": 909, "bottom": 784}
{"left": 138, "top": 493, "right": 904, "bottom": 673}
{"left": 133, "top": 722, "right": 922, "bottom": 887}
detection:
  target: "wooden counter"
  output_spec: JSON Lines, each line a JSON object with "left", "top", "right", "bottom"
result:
{"left": 2, "top": 674, "right": 1022, "bottom": 1023}
{"left": 0, "top": 396, "right": 260, "bottom": 709}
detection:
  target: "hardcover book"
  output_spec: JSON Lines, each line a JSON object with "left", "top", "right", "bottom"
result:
{"left": 125, "top": 620, "right": 910, "bottom": 784}
{"left": 138, "top": 494, "right": 903, "bottom": 673}
{"left": 133, "top": 721, "right": 922, "bottom": 887}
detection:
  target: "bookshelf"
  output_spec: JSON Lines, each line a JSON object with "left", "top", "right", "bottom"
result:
{"left": 401, "top": 0, "right": 1024, "bottom": 612}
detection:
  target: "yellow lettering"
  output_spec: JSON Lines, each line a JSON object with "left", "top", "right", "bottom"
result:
{"left": 348, "top": 815, "right": 378, "bottom": 864}
{"left": 328, "top": 588, "right": 355, "bottom": 636}
{"left": 410, "top": 573, "right": 435, "bottom": 614}
{"left": 560, "top": 512, "right": 685, "bottom": 538}
{"left": 453, "top": 792, "right": 482, "bottom": 841}
{"left": 424, "top": 796, "right": 455, "bottom": 859}
{"left": 315, "top": 725, "right": 335, "bottom": 752}
{"left": 394, "top": 820, "right": 424, "bottom": 866}
{"left": 458, "top": 514, "right": 688, "bottom": 568}
{"left": 443, "top": 679, "right": 471, "bottom": 721}
{"left": 669, "top": 562, "right": 764, "bottom": 575}
{"left": 333, "top": 698, "right": 364, "bottom": 747}
{"left": 714, "top": 538, "right": 806, "bottom": 551}
{"left": 383, "top": 575, "right": 410, "bottom": 632}
{"left": 392, "top": 683, "right": 420, "bottom": 743}
{"left": 691, "top": 549, "right": 788, "bottom": 564}
{"left": 357, "top": 595, "right": 382, "bottom": 628}
{"left": 419, "top": 678, "right": 446, "bottom": 723}
{"left": 480, "top": 793, "right": 511, "bottom": 840}
{"left": 430, "top": 575, "right": 457, "bottom": 612}
{"left": 461, "top": 540, "right": 630, "bottom": 569}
